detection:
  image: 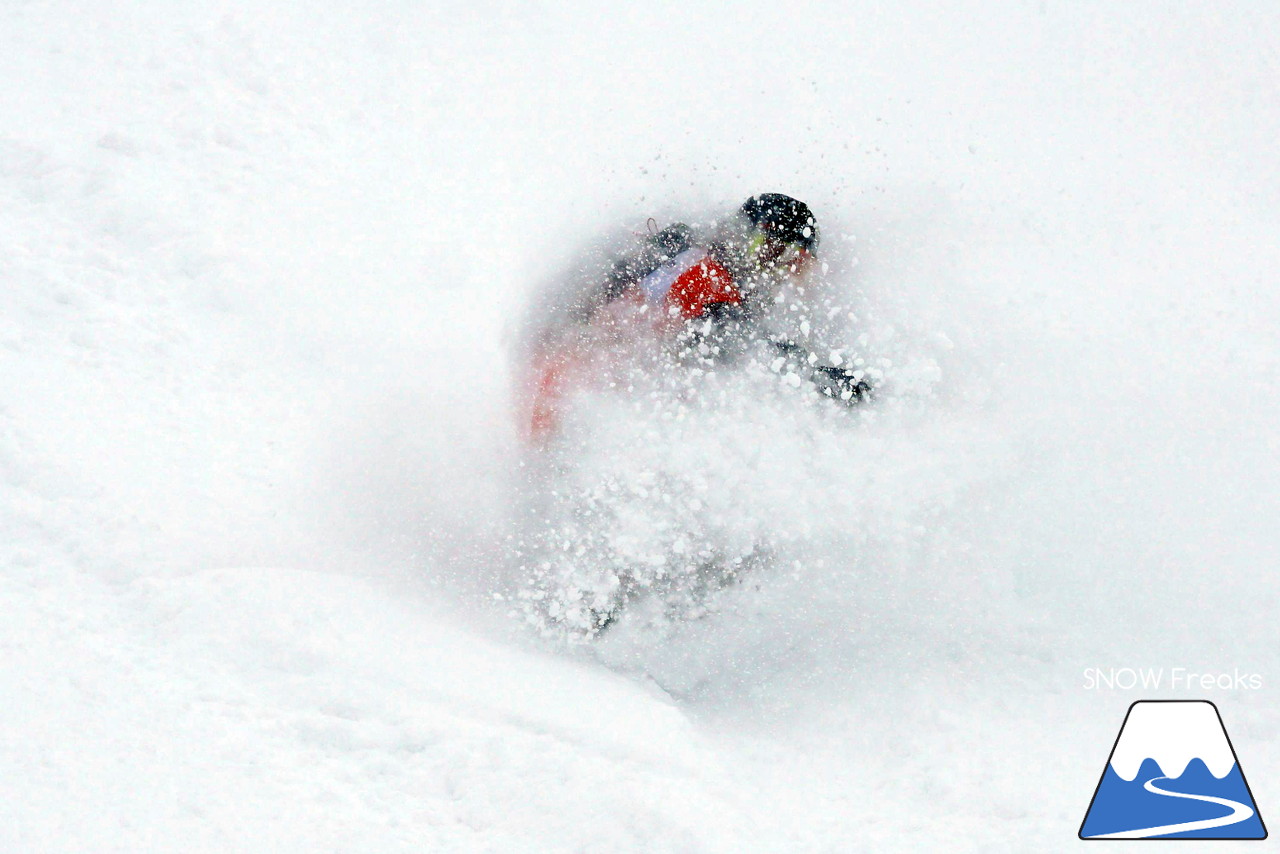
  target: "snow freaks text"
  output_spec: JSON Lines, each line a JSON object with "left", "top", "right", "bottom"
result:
{"left": 1082, "top": 668, "right": 1263, "bottom": 691}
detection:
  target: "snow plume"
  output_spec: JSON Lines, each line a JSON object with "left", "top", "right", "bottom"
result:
{"left": 504, "top": 241, "right": 980, "bottom": 666}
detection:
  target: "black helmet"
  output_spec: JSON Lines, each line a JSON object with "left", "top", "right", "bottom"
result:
{"left": 739, "top": 193, "right": 819, "bottom": 252}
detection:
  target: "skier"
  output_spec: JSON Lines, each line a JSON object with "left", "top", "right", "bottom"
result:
{"left": 523, "top": 193, "right": 871, "bottom": 440}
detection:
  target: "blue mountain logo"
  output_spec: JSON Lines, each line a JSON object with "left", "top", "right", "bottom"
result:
{"left": 1080, "top": 700, "right": 1267, "bottom": 839}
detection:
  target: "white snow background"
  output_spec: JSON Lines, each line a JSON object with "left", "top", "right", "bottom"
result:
{"left": 3, "top": 1, "right": 1279, "bottom": 850}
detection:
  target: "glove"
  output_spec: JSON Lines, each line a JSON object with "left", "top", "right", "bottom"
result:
{"left": 678, "top": 301, "right": 752, "bottom": 364}
{"left": 768, "top": 338, "right": 874, "bottom": 405}
{"left": 810, "top": 364, "right": 874, "bottom": 405}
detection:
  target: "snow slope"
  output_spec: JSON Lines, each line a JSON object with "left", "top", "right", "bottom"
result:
{"left": 3, "top": 1, "right": 1278, "bottom": 850}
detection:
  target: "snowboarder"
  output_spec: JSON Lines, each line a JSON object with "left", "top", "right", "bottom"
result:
{"left": 522, "top": 193, "right": 872, "bottom": 441}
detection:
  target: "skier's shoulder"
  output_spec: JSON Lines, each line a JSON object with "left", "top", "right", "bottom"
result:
{"left": 609, "top": 221, "right": 698, "bottom": 284}
{"left": 635, "top": 244, "right": 717, "bottom": 304}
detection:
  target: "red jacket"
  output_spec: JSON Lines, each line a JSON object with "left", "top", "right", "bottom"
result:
{"left": 635, "top": 247, "right": 740, "bottom": 320}
{"left": 525, "top": 246, "right": 743, "bottom": 440}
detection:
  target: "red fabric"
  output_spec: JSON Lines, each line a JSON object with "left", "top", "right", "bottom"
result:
{"left": 528, "top": 353, "right": 570, "bottom": 441}
{"left": 666, "top": 256, "right": 740, "bottom": 319}
{"left": 525, "top": 253, "right": 742, "bottom": 442}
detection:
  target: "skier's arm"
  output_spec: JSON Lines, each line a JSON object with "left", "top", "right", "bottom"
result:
{"left": 769, "top": 338, "right": 874, "bottom": 405}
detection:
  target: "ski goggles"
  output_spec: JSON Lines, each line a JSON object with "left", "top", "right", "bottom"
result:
{"left": 748, "top": 232, "right": 816, "bottom": 275}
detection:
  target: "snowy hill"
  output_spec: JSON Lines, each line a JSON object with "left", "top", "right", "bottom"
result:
{"left": 1111, "top": 701, "right": 1238, "bottom": 782}
{"left": 3, "top": 2, "right": 1278, "bottom": 851}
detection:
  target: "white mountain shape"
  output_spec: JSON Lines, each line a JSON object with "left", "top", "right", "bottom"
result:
{"left": 1109, "top": 701, "right": 1238, "bottom": 781}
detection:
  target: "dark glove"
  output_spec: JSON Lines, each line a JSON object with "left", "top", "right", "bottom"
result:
{"left": 810, "top": 364, "right": 874, "bottom": 405}
{"left": 768, "top": 338, "right": 874, "bottom": 405}
{"left": 679, "top": 301, "right": 751, "bottom": 364}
